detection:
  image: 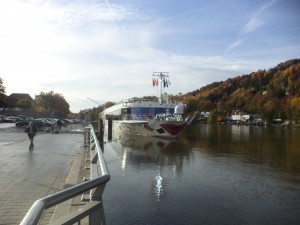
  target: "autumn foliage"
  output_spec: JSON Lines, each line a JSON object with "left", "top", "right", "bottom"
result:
{"left": 182, "top": 59, "right": 300, "bottom": 123}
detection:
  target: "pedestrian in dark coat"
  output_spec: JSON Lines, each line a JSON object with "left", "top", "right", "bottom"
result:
{"left": 57, "top": 119, "right": 63, "bottom": 131}
{"left": 25, "top": 122, "right": 37, "bottom": 150}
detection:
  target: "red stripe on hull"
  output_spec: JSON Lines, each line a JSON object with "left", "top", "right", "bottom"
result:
{"left": 160, "top": 123, "right": 187, "bottom": 135}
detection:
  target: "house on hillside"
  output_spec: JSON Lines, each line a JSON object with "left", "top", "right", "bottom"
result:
{"left": 231, "top": 110, "right": 251, "bottom": 123}
{"left": 200, "top": 111, "right": 210, "bottom": 119}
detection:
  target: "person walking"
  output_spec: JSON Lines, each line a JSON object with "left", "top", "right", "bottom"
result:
{"left": 25, "top": 122, "right": 38, "bottom": 150}
{"left": 57, "top": 119, "right": 63, "bottom": 131}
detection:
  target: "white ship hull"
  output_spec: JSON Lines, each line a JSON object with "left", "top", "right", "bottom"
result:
{"left": 100, "top": 100, "right": 190, "bottom": 138}
{"left": 112, "top": 119, "right": 187, "bottom": 138}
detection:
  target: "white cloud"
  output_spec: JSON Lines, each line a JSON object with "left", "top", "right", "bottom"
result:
{"left": 241, "top": 0, "right": 279, "bottom": 34}
{"left": 241, "top": 17, "right": 265, "bottom": 34}
{"left": 225, "top": 38, "right": 246, "bottom": 54}
{"left": 226, "top": 0, "right": 280, "bottom": 53}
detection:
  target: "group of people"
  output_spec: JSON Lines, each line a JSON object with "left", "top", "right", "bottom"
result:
{"left": 24, "top": 119, "right": 64, "bottom": 151}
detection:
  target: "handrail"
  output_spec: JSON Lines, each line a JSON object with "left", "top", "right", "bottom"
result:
{"left": 20, "top": 125, "right": 110, "bottom": 225}
{"left": 91, "top": 125, "right": 109, "bottom": 176}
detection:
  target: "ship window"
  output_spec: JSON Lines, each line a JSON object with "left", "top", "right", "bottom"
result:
{"left": 106, "top": 108, "right": 122, "bottom": 120}
{"left": 130, "top": 107, "right": 174, "bottom": 116}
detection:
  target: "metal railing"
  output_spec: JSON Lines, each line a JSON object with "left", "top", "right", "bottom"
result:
{"left": 20, "top": 125, "right": 110, "bottom": 225}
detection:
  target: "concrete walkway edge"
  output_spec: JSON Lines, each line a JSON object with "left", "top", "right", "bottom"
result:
{"left": 50, "top": 136, "right": 88, "bottom": 222}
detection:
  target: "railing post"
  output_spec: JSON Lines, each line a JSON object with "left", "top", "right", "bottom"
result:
{"left": 89, "top": 201, "right": 106, "bottom": 225}
{"left": 107, "top": 119, "right": 112, "bottom": 141}
{"left": 99, "top": 118, "right": 104, "bottom": 137}
{"left": 84, "top": 127, "right": 91, "bottom": 147}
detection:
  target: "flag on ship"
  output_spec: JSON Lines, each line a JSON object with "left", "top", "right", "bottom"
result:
{"left": 152, "top": 76, "right": 170, "bottom": 87}
{"left": 163, "top": 78, "right": 170, "bottom": 87}
{"left": 152, "top": 78, "right": 159, "bottom": 87}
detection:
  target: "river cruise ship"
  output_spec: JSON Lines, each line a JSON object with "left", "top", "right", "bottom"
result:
{"left": 99, "top": 72, "right": 192, "bottom": 138}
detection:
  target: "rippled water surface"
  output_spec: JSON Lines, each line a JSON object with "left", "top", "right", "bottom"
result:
{"left": 102, "top": 124, "right": 300, "bottom": 225}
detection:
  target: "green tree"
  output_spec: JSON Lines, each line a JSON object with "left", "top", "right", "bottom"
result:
{"left": 262, "top": 98, "right": 280, "bottom": 124}
{"left": 0, "top": 78, "right": 5, "bottom": 102}
{"left": 34, "top": 91, "right": 70, "bottom": 117}
{"left": 16, "top": 98, "right": 32, "bottom": 108}
{"left": 289, "top": 97, "right": 300, "bottom": 123}
{"left": 207, "top": 109, "right": 217, "bottom": 124}
{"left": 184, "top": 98, "right": 198, "bottom": 113}
{"left": 104, "top": 101, "right": 115, "bottom": 109}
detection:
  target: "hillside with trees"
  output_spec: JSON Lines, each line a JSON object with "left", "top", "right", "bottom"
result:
{"left": 182, "top": 59, "right": 300, "bottom": 124}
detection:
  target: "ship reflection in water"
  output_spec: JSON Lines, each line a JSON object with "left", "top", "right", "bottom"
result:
{"left": 116, "top": 133, "right": 187, "bottom": 202}
{"left": 102, "top": 125, "right": 300, "bottom": 225}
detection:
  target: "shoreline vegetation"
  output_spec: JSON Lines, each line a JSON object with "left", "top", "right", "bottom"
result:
{"left": 182, "top": 59, "right": 300, "bottom": 126}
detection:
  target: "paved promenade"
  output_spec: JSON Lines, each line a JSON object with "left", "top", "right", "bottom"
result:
{"left": 0, "top": 123, "right": 87, "bottom": 225}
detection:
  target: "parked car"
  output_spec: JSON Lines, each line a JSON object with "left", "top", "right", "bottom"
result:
{"left": 15, "top": 120, "right": 32, "bottom": 128}
{"left": 16, "top": 119, "right": 51, "bottom": 128}
{"left": 32, "top": 119, "right": 48, "bottom": 128}
{"left": 63, "top": 119, "right": 74, "bottom": 125}
{"left": 72, "top": 119, "right": 82, "bottom": 124}
{"left": 38, "top": 118, "right": 55, "bottom": 127}
{"left": 0, "top": 115, "right": 5, "bottom": 122}
{"left": 3, "top": 116, "right": 23, "bottom": 123}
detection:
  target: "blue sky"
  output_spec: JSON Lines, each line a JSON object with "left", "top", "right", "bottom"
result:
{"left": 0, "top": 0, "right": 299, "bottom": 112}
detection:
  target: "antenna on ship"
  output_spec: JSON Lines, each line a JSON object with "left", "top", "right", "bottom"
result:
{"left": 152, "top": 72, "right": 170, "bottom": 104}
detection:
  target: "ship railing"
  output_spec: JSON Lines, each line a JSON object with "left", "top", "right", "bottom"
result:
{"left": 20, "top": 125, "right": 110, "bottom": 225}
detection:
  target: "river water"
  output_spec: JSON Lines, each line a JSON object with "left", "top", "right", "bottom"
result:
{"left": 102, "top": 124, "right": 300, "bottom": 225}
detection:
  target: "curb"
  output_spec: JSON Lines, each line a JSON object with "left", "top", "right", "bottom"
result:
{"left": 50, "top": 137, "right": 89, "bottom": 222}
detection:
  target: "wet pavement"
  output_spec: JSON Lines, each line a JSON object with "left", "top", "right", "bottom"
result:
{"left": 0, "top": 123, "right": 86, "bottom": 225}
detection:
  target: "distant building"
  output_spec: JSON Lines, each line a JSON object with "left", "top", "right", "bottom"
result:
{"left": 231, "top": 110, "right": 250, "bottom": 122}
{"left": 6, "top": 93, "right": 33, "bottom": 106}
{"left": 243, "top": 114, "right": 250, "bottom": 121}
{"left": 200, "top": 111, "right": 210, "bottom": 118}
{"left": 1, "top": 93, "right": 33, "bottom": 107}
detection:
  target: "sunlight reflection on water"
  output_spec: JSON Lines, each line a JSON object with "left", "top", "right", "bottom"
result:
{"left": 154, "top": 169, "right": 163, "bottom": 201}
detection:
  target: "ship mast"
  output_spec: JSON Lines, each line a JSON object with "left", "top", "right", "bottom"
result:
{"left": 152, "top": 72, "right": 169, "bottom": 104}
